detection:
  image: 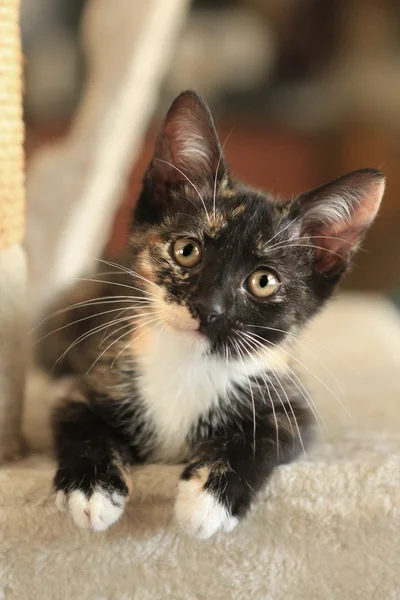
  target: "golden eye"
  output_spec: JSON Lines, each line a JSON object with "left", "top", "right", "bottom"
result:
{"left": 172, "top": 238, "right": 202, "bottom": 268}
{"left": 247, "top": 269, "right": 280, "bottom": 298}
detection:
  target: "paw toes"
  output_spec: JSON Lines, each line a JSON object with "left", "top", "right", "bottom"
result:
{"left": 68, "top": 490, "right": 92, "bottom": 529}
{"left": 56, "top": 487, "right": 127, "bottom": 531}
{"left": 175, "top": 478, "right": 238, "bottom": 540}
{"left": 89, "top": 489, "right": 126, "bottom": 531}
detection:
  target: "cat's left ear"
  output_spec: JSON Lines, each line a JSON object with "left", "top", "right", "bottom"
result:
{"left": 148, "top": 90, "right": 228, "bottom": 193}
{"left": 291, "top": 169, "right": 385, "bottom": 276}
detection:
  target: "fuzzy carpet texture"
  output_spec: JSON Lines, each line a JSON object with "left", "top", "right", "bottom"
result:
{"left": 0, "top": 294, "right": 399, "bottom": 599}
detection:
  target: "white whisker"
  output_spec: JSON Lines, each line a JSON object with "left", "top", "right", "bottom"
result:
{"left": 54, "top": 314, "right": 141, "bottom": 368}
{"left": 236, "top": 331, "right": 307, "bottom": 460}
{"left": 34, "top": 306, "right": 138, "bottom": 345}
{"left": 236, "top": 331, "right": 293, "bottom": 456}
{"left": 263, "top": 243, "right": 344, "bottom": 258}
{"left": 264, "top": 216, "right": 299, "bottom": 247}
{"left": 100, "top": 310, "right": 163, "bottom": 344}
{"left": 289, "top": 337, "right": 345, "bottom": 400}
{"left": 232, "top": 339, "right": 256, "bottom": 457}
{"left": 242, "top": 331, "right": 325, "bottom": 431}
{"left": 265, "top": 232, "right": 352, "bottom": 254}
{"left": 246, "top": 330, "right": 354, "bottom": 422}
{"left": 245, "top": 324, "right": 359, "bottom": 376}
{"left": 110, "top": 315, "right": 164, "bottom": 368}
{"left": 95, "top": 258, "right": 170, "bottom": 295}
{"left": 78, "top": 277, "right": 159, "bottom": 299}
{"left": 213, "top": 129, "right": 232, "bottom": 220}
{"left": 86, "top": 313, "right": 164, "bottom": 374}
{"left": 30, "top": 295, "right": 152, "bottom": 334}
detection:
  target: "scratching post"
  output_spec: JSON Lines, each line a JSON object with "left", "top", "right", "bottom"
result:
{"left": 0, "top": 0, "right": 26, "bottom": 462}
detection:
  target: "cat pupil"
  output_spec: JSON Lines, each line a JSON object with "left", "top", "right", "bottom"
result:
{"left": 260, "top": 274, "right": 269, "bottom": 288}
{"left": 183, "top": 244, "right": 193, "bottom": 256}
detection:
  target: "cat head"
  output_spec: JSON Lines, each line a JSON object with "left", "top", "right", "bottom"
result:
{"left": 129, "top": 91, "right": 384, "bottom": 357}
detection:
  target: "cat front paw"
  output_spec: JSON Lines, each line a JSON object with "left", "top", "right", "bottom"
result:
{"left": 174, "top": 467, "right": 238, "bottom": 540}
{"left": 54, "top": 467, "right": 131, "bottom": 531}
{"left": 56, "top": 486, "right": 128, "bottom": 531}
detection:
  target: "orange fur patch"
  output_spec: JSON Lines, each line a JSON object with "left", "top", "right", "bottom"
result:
{"left": 231, "top": 203, "right": 246, "bottom": 218}
{"left": 208, "top": 210, "right": 227, "bottom": 233}
{"left": 136, "top": 248, "right": 156, "bottom": 284}
{"left": 129, "top": 315, "right": 153, "bottom": 356}
{"left": 162, "top": 302, "right": 199, "bottom": 331}
{"left": 147, "top": 232, "right": 163, "bottom": 245}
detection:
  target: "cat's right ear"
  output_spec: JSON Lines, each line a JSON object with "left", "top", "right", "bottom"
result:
{"left": 290, "top": 168, "right": 385, "bottom": 277}
{"left": 143, "top": 91, "right": 228, "bottom": 207}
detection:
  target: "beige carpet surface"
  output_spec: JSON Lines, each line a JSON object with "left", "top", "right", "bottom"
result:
{"left": 1, "top": 294, "right": 399, "bottom": 600}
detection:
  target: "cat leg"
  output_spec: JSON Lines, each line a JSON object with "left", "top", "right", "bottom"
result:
{"left": 175, "top": 401, "right": 311, "bottom": 539}
{"left": 52, "top": 392, "right": 132, "bottom": 531}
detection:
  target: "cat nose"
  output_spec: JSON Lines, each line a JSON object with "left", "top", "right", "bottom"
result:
{"left": 193, "top": 294, "right": 224, "bottom": 325}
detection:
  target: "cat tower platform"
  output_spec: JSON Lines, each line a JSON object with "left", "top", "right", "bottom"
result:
{"left": 0, "top": 1, "right": 399, "bottom": 598}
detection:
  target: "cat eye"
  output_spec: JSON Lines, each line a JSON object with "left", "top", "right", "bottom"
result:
{"left": 172, "top": 238, "right": 202, "bottom": 268}
{"left": 247, "top": 269, "right": 280, "bottom": 298}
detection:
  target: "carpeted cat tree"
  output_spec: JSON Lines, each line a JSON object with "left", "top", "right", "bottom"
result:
{"left": 1, "top": 1, "right": 399, "bottom": 598}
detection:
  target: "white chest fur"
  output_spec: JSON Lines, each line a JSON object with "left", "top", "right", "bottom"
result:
{"left": 134, "top": 326, "right": 263, "bottom": 463}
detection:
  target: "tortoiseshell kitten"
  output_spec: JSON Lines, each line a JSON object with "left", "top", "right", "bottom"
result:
{"left": 38, "top": 91, "right": 384, "bottom": 538}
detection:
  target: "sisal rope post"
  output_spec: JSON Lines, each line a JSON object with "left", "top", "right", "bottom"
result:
{"left": 0, "top": 0, "right": 26, "bottom": 462}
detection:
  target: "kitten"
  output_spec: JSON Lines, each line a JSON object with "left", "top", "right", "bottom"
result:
{"left": 38, "top": 91, "right": 384, "bottom": 539}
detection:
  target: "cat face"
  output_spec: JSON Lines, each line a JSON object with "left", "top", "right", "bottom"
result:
{"left": 129, "top": 91, "right": 384, "bottom": 356}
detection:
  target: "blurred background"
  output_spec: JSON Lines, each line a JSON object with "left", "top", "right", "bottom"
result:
{"left": 21, "top": 0, "right": 400, "bottom": 302}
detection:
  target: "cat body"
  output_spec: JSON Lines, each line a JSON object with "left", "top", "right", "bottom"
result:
{"left": 39, "top": 91, "right": 384, "bottom": 538}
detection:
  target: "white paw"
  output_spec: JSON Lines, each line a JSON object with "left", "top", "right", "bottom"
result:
{"left": 56, "top": 487, "right": 127, "bottom": 531}
{"left": 174, "top": 478, "right": 238, "bottom": 540}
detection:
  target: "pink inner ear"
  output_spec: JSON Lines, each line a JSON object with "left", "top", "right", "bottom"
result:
{"left": 343, "top": 178, "right": 385, "bottom": 230}
{"left": 164, "top": 113, "right": 212, "bottom": 176}
{"left": 307, "top": 176, "right": 385, "bottom": 273}
{"left": 311, "top": 225, "right": 362, "bottom": 273}
{"left": 152, "top": 91, "right": 222, "bottom": 188}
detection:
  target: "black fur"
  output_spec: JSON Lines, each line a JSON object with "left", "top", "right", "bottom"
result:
{"left": 53, "top": 400, "right": 131, "bottom": 498}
